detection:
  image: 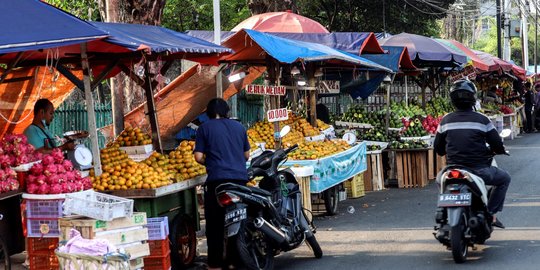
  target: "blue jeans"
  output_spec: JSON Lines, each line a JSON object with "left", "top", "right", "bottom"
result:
{"left": 474, "top": 166, "right": 511, "bottom": 214}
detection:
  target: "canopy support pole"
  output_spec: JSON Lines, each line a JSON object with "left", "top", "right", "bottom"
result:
{"left": 307, "top": 63, "right": 317, "bottom": 127}
{"left": 143, "top": 61, "right": 163, "bottom": 154}
{"left": 405, "top": 75, "right": 408, "bottom": 107}
{"left": 56, "top": 64, "right": 85, "bottom": 90}
{"left": 80, "top": 43, "right": 102, "bottom": 176}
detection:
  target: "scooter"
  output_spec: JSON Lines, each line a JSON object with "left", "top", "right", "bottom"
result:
{"left": 433, "top": 129, "right": 511, "bottom": 263}
{"left": 216, "top": 126, "right": 322, "bottom": 270}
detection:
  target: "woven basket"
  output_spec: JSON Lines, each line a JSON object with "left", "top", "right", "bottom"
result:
{"left": 55, "top": 250, "right": 130, "bottom": 270}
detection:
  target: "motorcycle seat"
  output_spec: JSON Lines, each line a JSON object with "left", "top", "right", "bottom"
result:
{"left": 216, "top": 182, "right": 272, "bottom": 197}
{"left": 247, "top": 186, "right": 272, "bottom": 196}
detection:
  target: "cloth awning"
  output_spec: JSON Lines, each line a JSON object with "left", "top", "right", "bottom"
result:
{"left": 0, "top": 0, "right": 107, "bottom": 55}
{"left": 186, "top": 30, "right": 384, "bottom": 54}
{"left": 435, "top": 39, "right": 494, "bottom": 72}
{"left": 220, "top": 29, "right": 392, "bottom": 72}
{"left": 361, "top": 46, "right": 416, "bottom": 72}
{"left": 91, "top": 22, "right": 232, "bottom": 55}
{"left": 379, "top": 33, "right": 467, "bottom": 67}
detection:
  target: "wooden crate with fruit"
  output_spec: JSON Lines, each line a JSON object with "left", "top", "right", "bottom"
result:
{"left": 392, "top": 149, "right": 429, "bottom": 189}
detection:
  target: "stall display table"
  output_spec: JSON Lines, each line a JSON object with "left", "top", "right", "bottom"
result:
{"left": 488, "top": 111, "right": 520, "bottom": 140}
{"left": 283, "top": 142, "right": 368, "bottom": 193}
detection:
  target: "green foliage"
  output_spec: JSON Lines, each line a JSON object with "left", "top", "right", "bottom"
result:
{"left": 45, "top": 0, "right": 100, "bottom": 21}
{"left": 296, "top": 0, "right": 455, "bottom": 36}
{"left": 162, "top": 0, "right": 250, "bottom": 32}
{"left": 472, "top": 17, "right": 498, "bottom": 56}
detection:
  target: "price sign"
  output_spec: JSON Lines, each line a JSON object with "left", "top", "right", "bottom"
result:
{"left": 267, "top": 108, "right": 289, "bottom": 123}
{"left": 246, "top": 85, "right": 286, "bottom": 96}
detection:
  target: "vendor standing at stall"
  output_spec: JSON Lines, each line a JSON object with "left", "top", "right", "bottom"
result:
{"left": 24, "top": 99, "right": 74, "bottom": 153}
{"left": 194, "top": 98, "right": 250, "bottom": 270}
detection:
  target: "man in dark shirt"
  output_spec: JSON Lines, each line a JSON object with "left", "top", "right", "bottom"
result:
{"left": 194, "top": 98, "right": 250, "bottom": 270}
{"left": 523, "top": 81, "right": 534, "bottom": 132}
{"left": 434, "top": 80, "right": 511, "bottom": 228}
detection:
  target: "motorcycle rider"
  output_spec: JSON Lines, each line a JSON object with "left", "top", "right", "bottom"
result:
{"left": 433, "top": 79, "right": 511, "bottom": 229}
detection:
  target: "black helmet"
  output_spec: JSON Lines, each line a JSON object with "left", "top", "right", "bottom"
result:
{"left": 450, "top": 80, "right": 477, "bottom": 109}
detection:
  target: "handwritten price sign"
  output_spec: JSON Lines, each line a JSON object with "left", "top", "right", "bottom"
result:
{"left": 246, "top": 85, "right": 286, "bottom": 96}
{"left": 267, "top": 108, "right": 288, "bottom": 123}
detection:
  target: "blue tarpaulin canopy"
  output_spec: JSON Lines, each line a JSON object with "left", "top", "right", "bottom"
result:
{"left": 221, "top": 29, "right": 392, "bottom": 72}
{"left": 91, "top": 22, "right": 232, "bottom": 54}
{"left": 0, "top": 0, "right": 107, "bottom": 55}
{"left": 361, "top": 46, "right": 416, "bottom": 72}
{"left": 187, "top": 30, "right": 384, "bottom": 54}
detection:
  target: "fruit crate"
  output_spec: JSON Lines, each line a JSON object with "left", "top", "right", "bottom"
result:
{"left": 393, "top": 149, "right": 429, "bottom": 188}
{"left": 143, "top": 252, "right": 171, "bottom": 270}
{"left": 63, "top": 190, "right": 134, "bottom": 221}
{"left": 26, "top": 237, "right": 59, "bottom": 253}
{"left": 146, "top": 216, "right": 169, "bottom": 240}
{"left": 148, "top": 239, "right": 170, "bottom": 257}
{"left": 344, "top": 174, "right": 365, "bottom": 198}
{"left": 27, "top": 219, "right": 60, "bottom": 238}
{"left": 26, "top": 199, "right": 63, "bottom": 218}
{"left": 29, "top": 250, "right": 59, "bottom": 270}
{"left": 363, "top": 152, "right": 384, "bottom": 191}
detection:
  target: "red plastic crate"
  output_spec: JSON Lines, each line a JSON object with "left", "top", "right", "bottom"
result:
{"left": 148, "top": 239, "right": 170, "bottom": 257}
{"left": 26, "top": 237, "right": 59, "bottom": 253}
{"left": 143, "top": 252, "right": 171, "bottom": 270}
{"left": 28, "top": 250, "right": 59, "bottom": 270}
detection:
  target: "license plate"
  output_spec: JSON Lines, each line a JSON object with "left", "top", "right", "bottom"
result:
{"left": 224, "top": 207, "right": 247, "bottom": 226}
{"left": 437, "top": 193, "right": 472, "bottom": 207}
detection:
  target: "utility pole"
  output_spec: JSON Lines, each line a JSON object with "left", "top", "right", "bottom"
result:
{"left": 536, "top": 0, "right": 538, "bottom": 76}
{"left": 497, "top": 0, "right": 503, "bottom": 58}
{"left": 521, "top": 1, "right": 529, "bottom": 68}
{"left": 503, "top": 0, "right": 512, "bottom": 61}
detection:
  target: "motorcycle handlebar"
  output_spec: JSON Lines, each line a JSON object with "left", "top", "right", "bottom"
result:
{"left": 284, "top": 144, "right": 298, "bottom": 154}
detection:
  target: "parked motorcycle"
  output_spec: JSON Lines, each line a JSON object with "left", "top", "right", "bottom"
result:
{"left": 433, "top": 129, "right": 511, "bottom": 263}
{"left": 216, "top": 126, "right": 323, "bottom": 269}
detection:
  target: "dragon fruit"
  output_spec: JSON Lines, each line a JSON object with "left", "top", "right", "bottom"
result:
{"left": 44, "top": 164, "right": 58, "bottom": 176}
{"left": 26, "top": 174, "right": 37, "bottom": 184}
{"left": 30, "top": 163, "right": 44, "bottom": 175}
{"left": 41, "top": 155, "right": 55, "bottom": 166}
{"left": 37, "top": 183, "right": 50, "bottom": 194}
{"left": 6, "top": 179, "right": 19, "bottom": 191}
{"left": 49, "top": 184, "right": 63, "bottom": 194}
{"left": 26, "top": 183, "right": 39, "bottom": 194}
{"left": 62, "top": 160, "right": 73, "bottom": 171}
{"left": 51, "top": 148, "right": 64, "bottom": 163}
{"left": 36, "top": 175, "right": 47, "bottom": 185}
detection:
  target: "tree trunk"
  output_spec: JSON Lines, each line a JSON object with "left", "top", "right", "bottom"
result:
{"left": 97, "top": 0, "right": 166, "bottom": 135}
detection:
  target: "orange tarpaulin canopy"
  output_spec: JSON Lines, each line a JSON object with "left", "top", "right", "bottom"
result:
{"left": 0, "top": 67, "right": 78, "bottom": 138}
{"left": 100, "top": 64, "right": 265, "bottom": 148}
{"left": 232, "top": 11, "right": 329, "bottom": 33}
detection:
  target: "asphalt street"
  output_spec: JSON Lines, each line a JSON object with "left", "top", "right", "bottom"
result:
{"left": 272, "top": 133, "right": 540, "bottom": 270}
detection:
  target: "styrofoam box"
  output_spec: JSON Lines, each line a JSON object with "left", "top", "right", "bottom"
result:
{"left": 63, "top": 190, "right": 134, "bottom": 221}
{"left": 12, "top": 160, "right": 41, "bottom": 172}
{"left": 305, "top": 134, "right": 325, "bottom": 142}
{"left": 119, "top": 144, "right": 153, "bottom": 155}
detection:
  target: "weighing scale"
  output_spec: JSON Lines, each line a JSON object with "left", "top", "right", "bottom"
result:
{"left": 63, "top": 130, "right": 93, "bottom": 171}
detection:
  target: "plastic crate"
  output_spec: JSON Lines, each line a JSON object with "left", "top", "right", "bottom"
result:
{"left": 27, "top": 219, "right": 60, "bottom": 238}
{"left": 63, "top": 190, "right": 134, "bottom": 221}
{"left": 148, "top": 239, "right": 170, "bottom": 257}
{"left": 29, "top": 250, "right": 59, "bottom": 270}
{"left": 143, "top": 252, "right": 171, "bottom": 270}
{"left": 146, "top": 216, "right": 169, "bottom": 240}
{"left": 26, "top": 237, "right": 59, "bottom": 253}
{"left": 26, "top": 199, "right": 63, "bottom": 218}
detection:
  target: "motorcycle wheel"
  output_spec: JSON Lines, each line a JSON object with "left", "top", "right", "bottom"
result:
{"left": 323, "top": 185, "right": 339, "bottom": 216}
{"left": 170, "top": 214, "right": 197, "bottom": 269}
{"left": 305, "top": 235, "right": 323, "bottom": 259}
{"left": 236, "top": 219, "right": 274, "bottom": 270}
{"left": 0, "top": 236, "right": 10, "bottom": 270}
{"left": 450, "top": 213, "right": 468, "bottom": 263}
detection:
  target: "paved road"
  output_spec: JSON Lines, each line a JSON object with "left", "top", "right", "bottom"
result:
{"left": 272, "top": 133, "right": 540, "bottom": 270}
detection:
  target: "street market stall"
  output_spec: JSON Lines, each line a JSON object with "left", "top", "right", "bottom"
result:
{"left": 0, "top": 2, "right": 233, "bottom": 268}
{"left": 220, "top": 29, "right": 391, "bottom": 215}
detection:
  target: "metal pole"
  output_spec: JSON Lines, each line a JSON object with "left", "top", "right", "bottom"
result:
{"left": 497, "top": 0, "right": 503, "bottom": 58}
{"left": 212, "top": 0, "right": 221, "bottom": 45}
{"left": 80, "top": 43, "right": 102, "bottom": 176}
{"left": 405, "top": 75, "right": 408, "bottom": 107}
{"left": 534, "top": 0, "right": 538, "bottom": 76}
{"left": 143, "top": 62, "right": 163, "bottom": 153}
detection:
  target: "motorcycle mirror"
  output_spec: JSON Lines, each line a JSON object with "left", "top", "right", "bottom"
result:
{"left": 279, "top": 125, "right": 291, "bottom": 138}
{"left": 500, "top": 129, "right": 511, "bottom": 138}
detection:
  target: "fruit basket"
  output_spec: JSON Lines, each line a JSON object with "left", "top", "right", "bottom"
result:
{"left": 55, "top": 250, "right": 130, "bottom": 270}
{"left": 63, "top": 190, "right": 134, "bottom": 221}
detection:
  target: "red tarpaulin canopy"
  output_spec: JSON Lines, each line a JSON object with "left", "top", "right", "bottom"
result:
{"left": 231, "top": 11, "right": 329, "bottom": 33}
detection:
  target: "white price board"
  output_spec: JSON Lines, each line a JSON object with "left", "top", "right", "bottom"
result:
{"left": 246, "top": 85, "right": 286, "bottom": 96}
{"left": 267, "top": 108, "right": 289, "bottom": 123}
